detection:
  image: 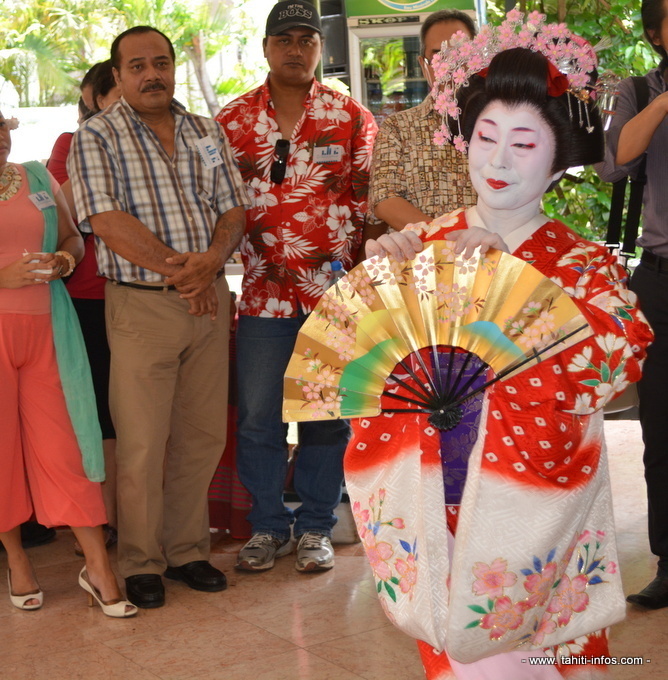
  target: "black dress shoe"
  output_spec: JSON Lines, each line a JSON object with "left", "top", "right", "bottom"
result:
{"left": 164, "top": 561, "right": 227, "bottom": 592}
{"left": 626, "top": 576, "right": 668, "bottom": 610}
{"left": 125, "top": 574, "right": 165, "bottom": 609}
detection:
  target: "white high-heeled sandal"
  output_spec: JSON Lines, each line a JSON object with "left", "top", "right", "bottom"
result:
{"left": 78, "top": 567, "right": 138, "bottom": 618}
{"left": 7, "top": 570, "right": 43, "bottom": 611}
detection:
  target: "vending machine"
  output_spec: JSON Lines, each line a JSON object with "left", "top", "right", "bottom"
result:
{"left": 344, "top": 0, "right": 481, "bottom": 124}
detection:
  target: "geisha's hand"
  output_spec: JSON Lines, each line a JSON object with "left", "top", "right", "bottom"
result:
{"left": 446, "top": 227, "right": 510, "bottom": 259}
{"left": 365, "top": 229, "right": 424, "bottom": 262}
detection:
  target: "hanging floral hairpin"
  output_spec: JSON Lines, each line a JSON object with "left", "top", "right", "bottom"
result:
{"left": 430, "top": 10, "right": 598, "bottom": 152}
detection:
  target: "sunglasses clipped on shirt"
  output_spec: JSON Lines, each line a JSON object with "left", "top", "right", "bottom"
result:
{"left": 271, "top": 139, "right": 290, "bottom": 184}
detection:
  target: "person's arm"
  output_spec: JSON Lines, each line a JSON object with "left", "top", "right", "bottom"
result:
{"left": 164, "top": 205, "right": 246, "bottom": 296}
{"left": 89, "top": 210, "right": 182, "bottom": 278}
{"left": 46, "top": 132, "right": 73, "bottom": 185}
{"left": 515, "top": 244, "right": 653, "bottom": 415}
{"left": 357, "top": 218, "right": 389, "bottom": 264}
{"left": 90, "top": 210, "right": 223, "bottom": 318}
{"left": 595, "top": 75, "right": 655, "bottom": 181}
{"left": 164, "top": 121, "right": 249, "bottom": 296}
{"left": 374, "top": 196, "right": 431, "bottom": 231}
{"left": 369, "top": 115, "right": 431, "bottom": 230}
{"left": 617, "top": 90, "right": 668, "bottom": 165}
{"left": 68, "top": 125, "right": 173, "bottom": 274}
{"left": 59, "top": 179, "right": 77, "bottom": 222}
{"left": 38, "top": 188, "right": 85, "bottom": 282}
{"left": 54, "top": 188, "right": 84, "bottom": 264}
{"left": 347, "top": 105, "right": 386, "bottom": 265}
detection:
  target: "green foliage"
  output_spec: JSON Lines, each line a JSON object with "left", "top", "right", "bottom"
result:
{"left": 361, "top": 39, "right": 406, "bottom": 97}
{"left": 543, "top": 168, "right": 611, "bottom": 241}
{"left": 0, "top": 0, "right": 260, "bottom": 112}
{"left": 215, "top": 62, "right": 263, "bottom": 105}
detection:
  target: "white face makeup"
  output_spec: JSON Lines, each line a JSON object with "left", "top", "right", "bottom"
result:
{"left": 468, "top": 101, "right": 562, "bottom": 215}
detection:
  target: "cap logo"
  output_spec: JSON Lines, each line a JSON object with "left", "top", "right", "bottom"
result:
{"left": 278, "top": 6, "right": 312, "bottom": 21}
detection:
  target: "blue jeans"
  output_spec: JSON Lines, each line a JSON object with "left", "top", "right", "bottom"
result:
{"left": 236, "top": 314, "right": 350, "bottom": 540}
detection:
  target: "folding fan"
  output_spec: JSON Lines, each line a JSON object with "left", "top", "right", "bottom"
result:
{"left": 283, "top": 241, "right": 593, "bottom": 430}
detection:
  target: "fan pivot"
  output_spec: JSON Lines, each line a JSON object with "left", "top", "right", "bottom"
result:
{"left": 428, "top": 405, "right": 464, "bottom": 431}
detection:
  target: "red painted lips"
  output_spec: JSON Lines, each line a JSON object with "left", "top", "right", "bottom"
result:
{"left": 486, "top": 179, "right": 509, "bottom": 190}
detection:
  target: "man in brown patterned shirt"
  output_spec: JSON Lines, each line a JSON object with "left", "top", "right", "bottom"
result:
{"left": 369, "top": 10, "right": 477, "bottom": 230}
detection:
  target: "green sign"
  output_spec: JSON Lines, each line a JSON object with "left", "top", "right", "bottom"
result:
{"left": 346, "top": 0, "right": 474, "bottom": 17}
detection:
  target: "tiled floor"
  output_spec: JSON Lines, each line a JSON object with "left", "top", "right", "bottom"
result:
{"left": 2, "top": 420, "right": 666, "bottom": 679}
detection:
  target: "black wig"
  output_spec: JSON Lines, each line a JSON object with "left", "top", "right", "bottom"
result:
{"left": 452, "top": 48, "right": 603, "bottom": 172}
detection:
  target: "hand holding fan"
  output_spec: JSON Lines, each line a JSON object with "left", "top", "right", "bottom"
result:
{"left": 283, "top": 241, "right": 592, "bottom": 429}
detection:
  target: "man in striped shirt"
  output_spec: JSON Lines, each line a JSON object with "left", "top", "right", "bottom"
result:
{"left": 69, "top": 25, "right": 249, "bottom": 609}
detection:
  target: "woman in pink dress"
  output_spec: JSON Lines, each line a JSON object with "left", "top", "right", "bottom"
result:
{"left": 0, "top": 110, "right": 136, "bottom": 618}
{"left": 348, "top": 14, "right": 653, "bottom": 680}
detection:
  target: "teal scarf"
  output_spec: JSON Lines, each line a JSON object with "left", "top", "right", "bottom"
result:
{"left": 23, "top": 161, "right": 105, "bottom": 482}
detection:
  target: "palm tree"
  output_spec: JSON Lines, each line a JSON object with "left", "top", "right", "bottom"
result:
{"left": 0, "top": 0, "right": 113, "bottom": 105}
{"left": 110, "top": 0, "right": 242, "bottom": 116}
{"left": 1, "top": 0, "right": 257, "bottom": 114}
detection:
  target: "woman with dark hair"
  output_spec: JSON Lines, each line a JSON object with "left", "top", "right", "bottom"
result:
{"left": 596, "top": 0, "right": 668, "bottom": 611}
{"left": 346, "top": 12, "right": 652, "bottom": 679}
{"left": 90, "top": 60, "right": 120, "bottom": 113}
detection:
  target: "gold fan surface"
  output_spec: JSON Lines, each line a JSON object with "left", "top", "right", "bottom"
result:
{"left": 283, "top": 241, "right": 592, "bottom": 423}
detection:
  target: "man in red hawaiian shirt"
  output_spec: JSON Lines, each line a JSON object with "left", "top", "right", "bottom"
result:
{"left": 216, "top": 0, "right": 379, "bottom": 573}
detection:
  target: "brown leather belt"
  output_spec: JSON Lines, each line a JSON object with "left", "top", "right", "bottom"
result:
{"left": 112, "top": 280, "right": 176, "bottom": 292}
{"left": 111, "top": 268, "right": 225, "bottom": 292}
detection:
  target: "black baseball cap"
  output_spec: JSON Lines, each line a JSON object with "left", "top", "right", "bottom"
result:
{"left": 265, "top": 1, "right": 322, "bottom": 36}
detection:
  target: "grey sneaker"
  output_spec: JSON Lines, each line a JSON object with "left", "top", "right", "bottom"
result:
{"left": 235, "top": 533, "right": 293, "bottom": 571}
{"left": 295, "top": 532, "right": 335, "bottom": 572}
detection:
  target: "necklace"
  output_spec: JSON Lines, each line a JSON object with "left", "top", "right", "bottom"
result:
{"left": 0, "top": 164, "right": 21, "bottom": 201}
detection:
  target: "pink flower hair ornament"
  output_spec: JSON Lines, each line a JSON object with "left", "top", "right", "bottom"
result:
{"left": 431, "top": 10, "right": 598, "bottom": 152}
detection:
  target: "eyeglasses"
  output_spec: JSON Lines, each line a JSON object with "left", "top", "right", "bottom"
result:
{"left": 270, "top": 139, "right": 290, "bottom": 184}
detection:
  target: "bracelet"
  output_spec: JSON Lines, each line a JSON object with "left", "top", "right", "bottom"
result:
{"left": 55, "top": 250, "right": 76, "bottom": 277}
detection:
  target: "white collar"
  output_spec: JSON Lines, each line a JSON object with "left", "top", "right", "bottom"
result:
{"left": 465, "top": 206, "right": 549, "bottom": 254}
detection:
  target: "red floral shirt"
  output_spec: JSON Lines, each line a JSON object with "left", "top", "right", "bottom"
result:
{"left": 216, "top": 78, "right": 378, "bottom": 317}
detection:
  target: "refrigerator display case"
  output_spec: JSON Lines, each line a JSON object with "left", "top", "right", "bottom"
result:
{"left": 345, "top": 0, "right": 480, "bottom": 124}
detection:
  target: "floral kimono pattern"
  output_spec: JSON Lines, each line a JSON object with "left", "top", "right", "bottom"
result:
{"left": 344, "top": 211, "right": 653, "bottom": 679}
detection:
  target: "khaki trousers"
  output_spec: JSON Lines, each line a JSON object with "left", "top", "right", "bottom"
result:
{"left": 105, "top": 277, "right": 229, "bottom": 577}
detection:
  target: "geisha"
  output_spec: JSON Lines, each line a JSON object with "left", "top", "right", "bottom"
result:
{"left": 348, "top": 12, "right": 654, "bottom": 680}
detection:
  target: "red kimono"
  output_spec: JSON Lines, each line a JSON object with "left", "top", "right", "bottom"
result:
{"left": 344, "top": 210, "right": 653, "bottom": 679}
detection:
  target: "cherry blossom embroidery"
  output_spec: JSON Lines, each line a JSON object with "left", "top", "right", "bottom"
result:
{"left": 472, "top": 558, "right": 517, "bottom": 598}
{"left": 522, "top": 552, "right": 558, "bottom": 607}
{"left": 352, "top": 490, "right": 416, "bottom": 603}
{"left": 465, "top": 532, "right": 616, "bottom": 642}
{"left": 479, "top": 597, "right": 531, "bottom": 640}
{"left": 546, "top": 574, "right": 589, "bottom": 626}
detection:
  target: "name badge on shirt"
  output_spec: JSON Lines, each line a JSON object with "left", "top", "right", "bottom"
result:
{"left": 313, "top": 145, "right": 343, "bottom": 164}
{"left": 195, "top": 135, "right": 224, "bottom": 169}
{"left": 28, "top": 191, "right": 56, "bottom": 210}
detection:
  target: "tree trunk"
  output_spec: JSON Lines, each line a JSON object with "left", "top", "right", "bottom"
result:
{"left": 184, "top": 32, "right": 220, "bottom": 117}
{"left": 557, "top": 0, "right": 566, "bottom": 22}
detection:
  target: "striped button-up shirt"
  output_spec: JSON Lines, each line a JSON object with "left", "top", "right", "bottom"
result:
{"left": 68, "top": 97, "right": 249, "bottom": 282}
